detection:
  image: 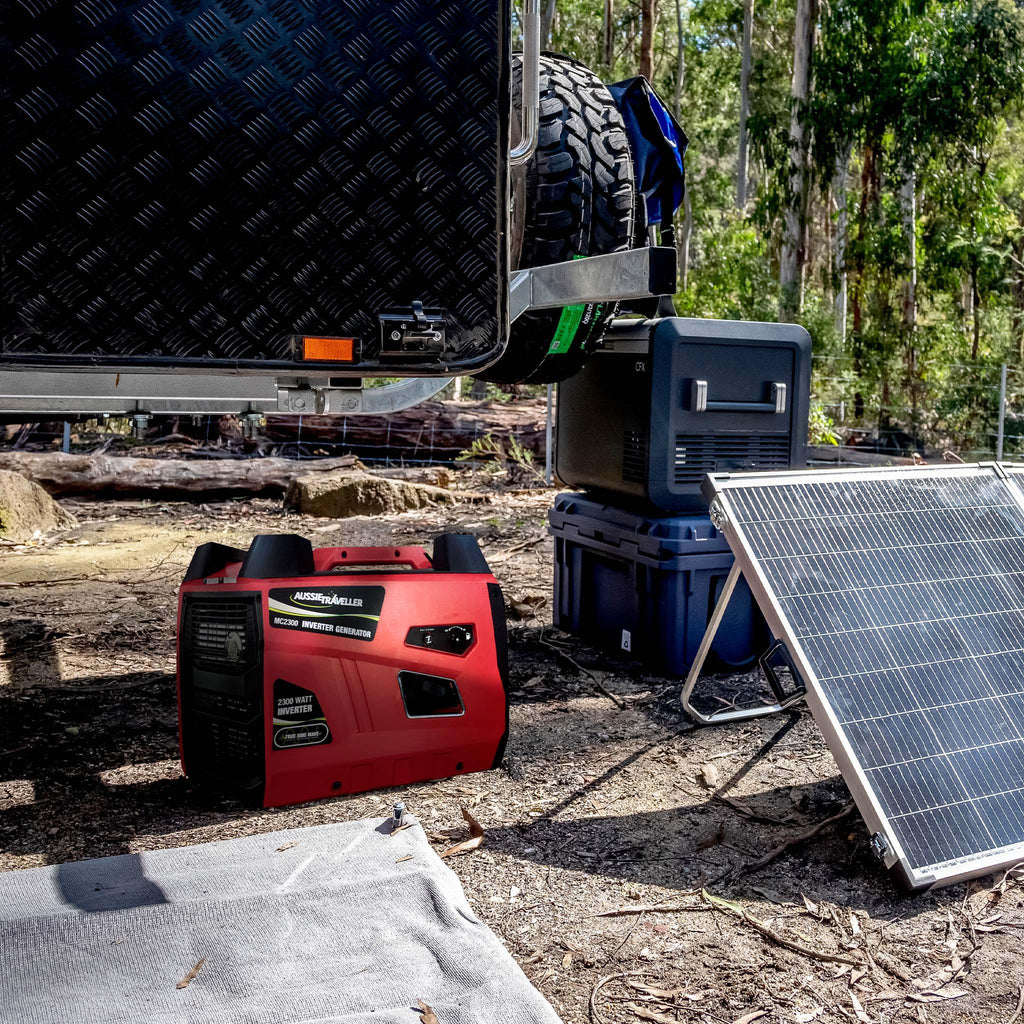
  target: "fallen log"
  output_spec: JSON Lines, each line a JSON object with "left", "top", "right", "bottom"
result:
{"left": 263, "top": 398, "right": 547, "bottom": 459}
{"left": 0, "top": 452, "right": 360, "bottom": 497}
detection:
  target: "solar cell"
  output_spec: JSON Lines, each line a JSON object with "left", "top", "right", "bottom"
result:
{"left": 702, "top": 464, "right": 1024, "bottom": 888}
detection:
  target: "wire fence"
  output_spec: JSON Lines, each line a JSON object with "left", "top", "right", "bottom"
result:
{"left": 1, "top": 389, "right": 553, "bottom": 479}
{"left": 2, "top": 362, "right": 1022, "bottom": 471}
{"left": 810, "top": 357, "right": 1024, "bottom": 462}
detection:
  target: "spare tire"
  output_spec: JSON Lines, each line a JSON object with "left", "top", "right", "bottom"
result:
{"left": 477, "top": 54, "right": 635, "bottom": 385}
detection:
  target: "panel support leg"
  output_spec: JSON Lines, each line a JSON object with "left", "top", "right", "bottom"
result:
{"left": 681, "top": 562, "right": 806, "bottom": 725}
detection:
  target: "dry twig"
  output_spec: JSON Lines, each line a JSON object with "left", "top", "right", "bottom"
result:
{"left": 732, "top": 802, "right": 856, "bottom": 879}
{"left": 175, "top": 958, "right": 205, "bottom": 990}
{"left": 539, "top": 638, "right": 625, "bottom": 708}
{"left": 701, "top": 889, "right": 863, "bottom": 967}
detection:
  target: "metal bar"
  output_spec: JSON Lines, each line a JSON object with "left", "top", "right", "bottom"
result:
{"left": 997, "top": 363, "right": 1007, "bottom": 461}
{"left": 61, "top": 421, "right": 71, "bottom": 453}
{"left": 510, "top": 0, "right": 540, "bottom": 166}
{"left": 545, "top": 383, "right": 553, "bottom": 485}
{"left": 0, "top": 370, "right": 452, "bottom": 417}
{"left": 680, "top": 563, "right": 804, "bottom": 725}
{"left": 509, "top": 247, "right": 676, "bottom": 322}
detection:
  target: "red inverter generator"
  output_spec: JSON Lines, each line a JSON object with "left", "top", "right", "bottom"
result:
{"left": 177, "top": 533, "right": 509, "bottom": 807}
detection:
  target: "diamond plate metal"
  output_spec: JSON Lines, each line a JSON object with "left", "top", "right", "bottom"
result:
{"left": 3, "top": 0, "right": 509, "bottom": 373}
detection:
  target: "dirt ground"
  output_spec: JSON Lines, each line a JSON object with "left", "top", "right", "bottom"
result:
{"left": 0, "top": 476, "right": 1021, "bottom": 1024}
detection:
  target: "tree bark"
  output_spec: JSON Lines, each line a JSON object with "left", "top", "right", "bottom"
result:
{"left": 971, "top": 261, "right": 981, "bottom": 360}
{"left": 604, "top": 0, "right": 615, "bottom": 69}
{"left": 1013, "top": 230, "right": 1024, "bottom": 361}
{"left": 540, "top": 0, "right": 557, "bottom": 47}
{"left": 679, "top": 185, "right": 692, "bottom": 291}
{"left": 736, "top": 0, "right": 755, "bottom": 209}
{"left": 0, "top": 452, "right": 360, "bottom": 497}
{"left": 779, "top": 0, "right": 817, "bottom": 321}
{"left": 833, "top": 141, "right": 851, "bottom": 346}
{"left": 640, "top": 0, "right": 656, "bottom": 81}
{"left": 674, "top": 0, "right": 685, "bottom": 117}
{"left": 852, "top": 142, "right": 874, "bottom": 422}
{"left": 900, "top": 165, "right": 917, "bottom": 334}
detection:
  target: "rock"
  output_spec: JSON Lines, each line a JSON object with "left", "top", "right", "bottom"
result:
{"left": 285, "top": 470, "right": 456, "bottom": 517}
{"left": 0, "top": 470, "right": 77, "bottom": 542}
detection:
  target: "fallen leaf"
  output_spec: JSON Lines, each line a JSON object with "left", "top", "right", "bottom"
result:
{"left": 749, "top": 886, "right": 792, "bottom": 906}
{"left": 700, "top": 763, "right": 720, "bottom": 788}
{"left": 850, "top": 911, "right": 862, "bottom": 936}
{"left": 440, "top": 805, "right": 485, "bottom": 859}
{"left": 625, "top": 979, "right": 694, "bottom": 999}
{"left": 561, "top": 951, "right": 572, "bottom": 969}
{"left": 906, "top": 989, "right": 969, "bottom": 1004}
{"left": 417, "top": 1000, "right": 438, "bottom": 1024}
{"left": 275, "top": 841, "right": 298, "bottom": 853}
{"left": 628, "top": 1005, "right": 678, "bottom": 1024}
{"left": 802, "top": 894, "right": 820, "bottom": 915}
{"left": 795, "top": 1009, "right": 823, "bottom": 1023}
{"left": 731, "top": 1011, "right": 768, "bottom": 1024}
{"left": 175, "top": 958, "right": 205, "bottom": 990}
{"left": 851, "top": 992, "right": 872, "bottom": 1024}
{"left": 396, "top": 855, "right": 413, "bottom": 864}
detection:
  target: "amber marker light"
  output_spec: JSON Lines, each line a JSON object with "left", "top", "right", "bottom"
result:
{"left": 300, "top": 336, "right": 355, "bottom": 361}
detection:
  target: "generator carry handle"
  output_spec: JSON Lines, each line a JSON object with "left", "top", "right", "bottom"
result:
{"left": 314, "top": 547, "right": 434, "bottom": 572}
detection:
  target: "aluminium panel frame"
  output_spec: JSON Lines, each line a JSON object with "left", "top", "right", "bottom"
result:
{"left": 696, "top": 461, "right": 1024, "bottom": 890}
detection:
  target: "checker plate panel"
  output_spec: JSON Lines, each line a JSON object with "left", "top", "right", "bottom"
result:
{"left": 2, "top": 0, "right": 509, "bottom": 373}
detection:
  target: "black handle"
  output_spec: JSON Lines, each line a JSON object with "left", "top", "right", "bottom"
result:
{"left": 691, "top": 379, "right": 787, "bottom": 415}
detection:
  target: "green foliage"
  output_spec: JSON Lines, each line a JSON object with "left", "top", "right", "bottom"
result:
{"left": 808, "top": 404, "right": 842, "bottom": 446}
{"left": 457, "top": 432, "right": 541, "bottom": 483}
{"left": 541, "top": 0, "right": 1024, "bottom": 456}
{"left": 675, "top": 211, "right": 778, "bottom": 321}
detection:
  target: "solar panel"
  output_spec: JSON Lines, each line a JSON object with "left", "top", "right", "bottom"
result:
{"left": 702, "top": 464, "right": 1024, "bottom": 889}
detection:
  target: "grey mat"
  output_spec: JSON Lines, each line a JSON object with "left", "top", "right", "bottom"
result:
{"left": 0, "top": 817, "right": 563, "bottom": 1024}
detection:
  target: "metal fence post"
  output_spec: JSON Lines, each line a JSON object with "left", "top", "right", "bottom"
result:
{"left": 997, "top": 363, "right": 1007, "bottom": 461}
{"left": 545, "top": 384, "right": 553, "bottom": 486}
{"left": 62, "top": 421, "right": 71, "bottom": 453}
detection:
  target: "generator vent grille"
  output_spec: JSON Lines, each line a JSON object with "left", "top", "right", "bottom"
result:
{"left": 622, "top": 431, "right": 648, "bottom": 483}
{"left": 184, "top": 599, "right": 258, "bottom": 670}
{"left": 673, "top": 434, "right": 790, "bottom": 485}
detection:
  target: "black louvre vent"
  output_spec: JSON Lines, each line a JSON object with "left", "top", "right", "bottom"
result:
{"left": 184, "top": 599, "right": 258, "bottom": 671}
{"left": 179, "top": 592, "right": 264, "bottom": 799}
{"left": 674, "top": 434, "right": 790, "bottom": 485}
{"left": 622, "top": 431, "right": 648, "bottom": 483}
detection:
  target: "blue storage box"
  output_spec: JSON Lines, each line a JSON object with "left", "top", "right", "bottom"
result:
{"left": 548, "top": 493, "right": 766, "bottom": 675}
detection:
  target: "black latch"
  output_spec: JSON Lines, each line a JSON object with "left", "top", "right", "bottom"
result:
{"left": 758, "top": 640, "right": 807, "bottom": 705}
{"left": 379, "top": 302, "right": 446, "bottom": 360}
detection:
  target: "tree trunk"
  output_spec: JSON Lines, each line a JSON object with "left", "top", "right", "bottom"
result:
{"left": 674, "top": 0, "right": 685, "bottom": 118}
{"left": 640, "top": 0, "right": 656, "bottom": 81}
{"left": 852, "top": 142, "right": 874, "bottom": 422}
{"left": 736, "top": 0, "right": 755, "bottom": 209}
{"left": 1013, "top": 231, "right": 1024, "bottom": 361}
{"left": 971, "top": 260, "right": 981, "bottom": 360}
{"left": 833, "top": 141, "right": 851, "bottom": 346}
{"left": 679, "top": 185, "right": 692, "bottom": 291}
{"left": 0, "top": 452, "right": 360, "bottom": 497}
{"left": 900, "top": 165, "right": 917, "bottom": 334}
{"left": 603, "top": 0, "right": 614, "bottom": 69}
{"left": 540, "top": 0, "right": 556, "bottom": 48}
{"left": 779, "top": 0, "right": 816, "bottom": 321}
